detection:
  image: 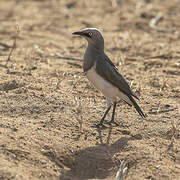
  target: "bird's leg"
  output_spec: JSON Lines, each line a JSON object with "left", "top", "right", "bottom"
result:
{"left": 93, "top": 106, "right": 111, "bottom": 128}
{"left": 105, "top": 102, "right": 120, "bottom": 126}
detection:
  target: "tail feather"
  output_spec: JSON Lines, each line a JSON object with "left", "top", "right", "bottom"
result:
{"left": 128, "top": 95, "right": 146, "bottom": 118}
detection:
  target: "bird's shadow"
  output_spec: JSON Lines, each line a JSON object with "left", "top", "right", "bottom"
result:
{"left": 58, "top": 126, "right": 142, "bottom": 180}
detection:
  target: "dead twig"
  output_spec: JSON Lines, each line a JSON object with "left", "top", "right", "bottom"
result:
{"left": 54, "top": 53, "right": 83, "bottom": 61}
{"left": 149, "top": 107, "right": 177, "bottom": 114}
{"left": 145, "top": 53, "right": 174, "bottom": 59}
{"left": 129, "top": 80, "right": 134, "bottom": 88}
{"left": 74, "top": 97, "right": 83, "bottom": 132}
{"left": 55, "top": 71, "right": 62, "bottom": 90}
{"left": 160, "top": 78, "right": 170, "bottom": 92}
{"left": 115, "top": 160, "right": 127, "bottom": 180}
{"left": 0, "top": 42, "right": 12, "bottom": 50}
{"left": 166, "top": 120, "right": 177, "bottom": 151}
{"left": 170, "top": 120, "right": 177, "bottom": 143}
{"left": 149, "top": 12, "right": 167, "bottom": 32}
{"left": 111, "top": 0, "right": 118, "bottom": 7}
{"left": 157, "top": 101, "right": 161, "bottom": 114}
{"left": 5, "top": 25, "right": 20, "bottom": 71}
{"left": 67, "top": 62, "right": 82, "bottom": 68}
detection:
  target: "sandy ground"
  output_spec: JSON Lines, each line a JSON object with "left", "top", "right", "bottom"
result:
{"left": 0, "top": 0, "right": 180, "bottom": 179}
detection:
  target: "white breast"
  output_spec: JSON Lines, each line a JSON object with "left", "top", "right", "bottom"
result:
{"left": 86, "top": 66, "right": 132, "bottom": 105}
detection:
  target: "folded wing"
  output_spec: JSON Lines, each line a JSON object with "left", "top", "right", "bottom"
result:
{"left": 95, "top": 54, "right": 138, "bottom": 99}
{"left": 95, "top": 53, "right": 146, "bottom": 118}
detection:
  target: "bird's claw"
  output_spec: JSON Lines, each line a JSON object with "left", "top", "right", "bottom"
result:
{"left": 91, "top": 122, "right": 107, "bottom": 129}
{"left": 104, "top": 120, "right": 120, "bottom": 126}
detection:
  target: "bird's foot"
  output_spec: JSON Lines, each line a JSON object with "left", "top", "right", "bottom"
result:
{"left": 105, "top": 120, "right": 120, "bottom": 126}
{"left": 91, "top": 122, "right": 107, "bottom": 129}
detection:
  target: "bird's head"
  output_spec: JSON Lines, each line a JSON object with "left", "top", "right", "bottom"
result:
{"left": 73, "top": 28, "right": 104, "bottom": 51}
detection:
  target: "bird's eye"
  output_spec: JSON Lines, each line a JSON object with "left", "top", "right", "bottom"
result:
{"left": 89, "top": 32, "right": 93, "bottom": 36}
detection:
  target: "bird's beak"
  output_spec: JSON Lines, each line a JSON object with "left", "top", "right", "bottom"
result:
{"left": 72, "top": 31, "right": 84, "bottom": 36}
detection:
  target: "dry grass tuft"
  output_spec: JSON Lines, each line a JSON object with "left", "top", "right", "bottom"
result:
{"left": 74, "top": 97, "right": 83, "bottom": 132}
{"left": 5, "top": 25, "right": 20, "bottom": 72}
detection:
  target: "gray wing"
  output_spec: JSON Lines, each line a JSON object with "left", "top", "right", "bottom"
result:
{"left": 95, "top": 53, "right": 139, "bottom": 99}
{"left": 95, "top": 53, "right": 146, "bottom": 118}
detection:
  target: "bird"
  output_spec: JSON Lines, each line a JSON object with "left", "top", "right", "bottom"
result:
{"left": 72, "top": 28, "right": 146, "bottom": 127}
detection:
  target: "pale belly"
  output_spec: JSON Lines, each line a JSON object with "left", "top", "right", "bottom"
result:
{"left": 86, "top": 67, "right": 132, "bottom": 105}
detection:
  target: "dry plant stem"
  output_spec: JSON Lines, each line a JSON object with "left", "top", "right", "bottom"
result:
{"left": 5, "top": 25, "right": 20, "bottom": 70}
{"left": 157, "top": 101, "right": 161, "bottom": 113}
{"left": 171, "top": 120, "right": 176, "bottom": 143}
{"left": 160, "top": 78, "right": 169, "bottom": 92}
{"left": 128, "top": 31, "right": 138, "bottom": 55}
{"left": 166, "top": 120, "right": 177, "bottom": 151}
{"left": 77, "top": 102, "right": 83, "bottom": 132}
{"left": 55, "top": 71, "right": 61, "bottom": 90}
{"left": 129, "top": 80, "right": 134, "bottom": 88}
{"left": 149, "top": 13, "right": 163, "bottom": 28}
{"left": 0, "top": 42, "right": 12, "bottom": 50}
{"left": 111, "top": 0, "right": 117, "bottom": 7}
{"left": 79, "top": 115, "right": 83, "bottom": 132}
{"left": 119, "top": 51, "right": 126, "bottom": 66}
{"left": 73, "top": 75, "right": 86, "bottom": 89}
{"left": 54, "top": 53, "right": 83, "bottom": 61}
{"left": 149, "top": 12, "right": 167, "bottom": 32}
{"left": 2, "top": 91, "right": 11, "bottom": 108}
{"left": 149, "top": 107, "right": 177, "bottom": 114}
{"left": 116, "top": 160, "right": 127, "bottom": 180}
{"left": 74, "top": 97, "right": 83, "bottom": 132}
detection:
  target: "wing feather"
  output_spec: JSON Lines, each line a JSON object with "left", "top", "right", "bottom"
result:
{"left": 95, "top": 54, "right": 138, "bottom": 99}
{"left": 95, "top": 53, "right": 146, "bottom": 118}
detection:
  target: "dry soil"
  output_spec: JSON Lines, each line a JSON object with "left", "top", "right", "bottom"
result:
{"left": 0, "top": 0, "right": 180, "bottom": 180}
